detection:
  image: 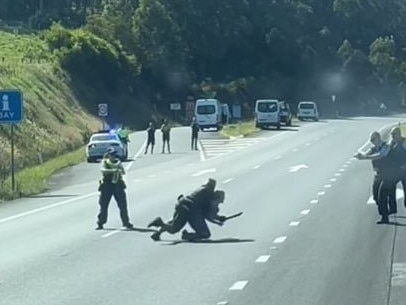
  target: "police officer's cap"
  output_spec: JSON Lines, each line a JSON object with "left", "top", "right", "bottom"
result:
{"left": 391, "top": 126, "right": 401, "bottom": 136}
{"left": 206, "top": 178, "right": 216, "bottom": 188}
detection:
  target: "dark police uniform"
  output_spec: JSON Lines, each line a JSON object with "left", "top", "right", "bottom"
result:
{"left": 96, "top": 149, "right": 133, "bottom": 230}
{"left": 369, "top": 142, "right": 393, "bottom": 222}
{"left": 145, "top": 125, "right": 155, "bottom": 154}
{"left": 147, "top": 179, "right": 222, "bottom": 240}
{"left": 161, "top": 122, "right": 171, "bottom": 153}
{"left": 191, "top": 121, "right": 200, "bottom": 150}
{"left": 389, "top": 138, "right": 406, "bottom": 208}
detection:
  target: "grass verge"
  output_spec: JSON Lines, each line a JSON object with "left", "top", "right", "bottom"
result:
{"left": 220, "top": 121, "right": 259, "bottom": 138}
{"left": 0, "top": 146, "right": 85, "bottom": 200}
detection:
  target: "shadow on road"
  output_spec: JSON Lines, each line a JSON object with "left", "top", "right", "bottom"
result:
{"left": 101, "top": 227, "right": 158, "bottom": 233}
{"left": 161, "top": 237, "right": 255, "bottom": 246}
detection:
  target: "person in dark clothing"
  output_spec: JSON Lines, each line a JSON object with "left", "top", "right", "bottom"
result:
{"left": 355, "top": 131, "right": 394, "bottom": 223}
{"left": 161, "top": 118, "right": 171, "bottom": 153}
{"left": 145, "top": 122, "right": 156, "bottom": 154}
{"left": 191, "top": 117, "right": 200, "bottom": 150}
{"left": 147, "top": 178, "right": 227, "bottom": 241}
{"left": 388, "top": 127, "right": 406, "bottom": 209}
{"left": 96, "top": 147, "right": 134, "bottom": 230}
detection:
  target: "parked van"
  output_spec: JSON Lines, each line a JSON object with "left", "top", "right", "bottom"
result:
{"left": 195, "top": 99, "right": 222, "bottom": 131}
{"left": 297, "top": 101, "right": 319, "bottom": 121}
{"left": 255, "top": 99, "right": 281, "bottom": 129}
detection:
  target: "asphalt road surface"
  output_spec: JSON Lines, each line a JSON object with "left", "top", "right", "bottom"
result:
{"left": 2, "top": 116, "right": 406, "bottom": 305}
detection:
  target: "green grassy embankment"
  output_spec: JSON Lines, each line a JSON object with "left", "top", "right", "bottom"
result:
{"left": 0, "top": 31, "right": 100, "bottom": 200}
{"left": 220, "top": 120, "right": 259, "bottom": 138}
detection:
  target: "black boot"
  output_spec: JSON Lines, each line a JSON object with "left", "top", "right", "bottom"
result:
{"left": 150, "top": 231, "right": 161, "bottom": 241}
{"left": 148, "top": 217, "right": 164, "bottom": 228}
{"left": 377, "top": 215, "right": 389, "bottom": 224}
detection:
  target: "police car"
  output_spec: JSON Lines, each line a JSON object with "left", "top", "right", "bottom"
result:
{"left": 86, "top": 130, "right": 127, "bottom": 162}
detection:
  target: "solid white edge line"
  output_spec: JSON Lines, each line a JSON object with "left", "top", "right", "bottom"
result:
{"left": 101, "top": 229, "right": 121, "bottom": 238}
{"left": 125, "top": 139, "right": 147, "bottom": 171}
{"left": 197, "top": 140, "right": 206, "bottom": 161}
{"left": 0, "top": 192, "right": 97, "bottom": 224}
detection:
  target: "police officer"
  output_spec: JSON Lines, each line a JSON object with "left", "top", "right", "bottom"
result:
{"left": 388, "top": 126, "right": 406, "bottom": 209}
{"left": 191, "top": 117, "right": 200, "bottom": 150}
{"left": 144, "top": 122, "right": 155, "bottom": 154}
{"left": 161, "top": 118, "right": 171, "bottom": 153}
{"left": 147, "top": 178, "right": 226, "bottom": 241}
{"left": 96, "top": 147, "right": 134, "bottom": 230}
{"left": 355, "top": 131, "right": 393, "bottom": 223}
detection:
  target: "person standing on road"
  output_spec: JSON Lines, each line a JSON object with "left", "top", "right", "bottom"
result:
{"left": 161, "top": 118, "right": 171, "bottom": 153}
{"left": 145, "top": 122, "right": 156, "bottom": 154}
{"left": 191, "top": 117, "right": 200, "bottom": 150}
{"left": 355, "top": 131, "right": 394, "bottom": 223}
{"left": 388, "top": 126, "right": 406, "bottom": 209}
{"left": 96, "top": 147, "right": 134, "bottom": 230}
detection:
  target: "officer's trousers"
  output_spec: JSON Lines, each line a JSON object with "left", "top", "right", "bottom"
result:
{"left": 373, "top": 175, "right": 397, "bottom": 215}
{"left": 186, "top": 212, "right": 211, "bottom": 239}
{"left": 191, "top": 134, "right": 198, "bottom": 150}
{"left": 97, "top": 182, "right": 131, "bottom": 226}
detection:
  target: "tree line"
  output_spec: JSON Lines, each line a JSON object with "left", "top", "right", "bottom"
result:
{"left": 1, "top": 0, "right": 406, "bottom": 120}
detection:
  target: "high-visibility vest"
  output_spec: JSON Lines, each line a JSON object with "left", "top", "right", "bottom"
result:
{"left": 102, "top": 158, "right": 123, "bottom": 183}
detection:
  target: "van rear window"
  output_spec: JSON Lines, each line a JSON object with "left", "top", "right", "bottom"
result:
{"left": 197, "top": 105, "right": 216, "bottom": 114}
{"left": 299, "top": 103, "right": 315, "bottom": 109}
{"left": 257, "top": 102, "right": 278, "bottom": 113}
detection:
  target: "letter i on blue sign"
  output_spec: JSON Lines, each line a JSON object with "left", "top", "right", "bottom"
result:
{"left": 2, "top": 94, "right": 10, "bottom": 111}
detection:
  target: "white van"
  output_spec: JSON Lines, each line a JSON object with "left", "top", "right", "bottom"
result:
{"left": 195, "top": 99, "right": 222, "bottom": 131}
{"left": 297, "top": 101, "right": 319, "bottom": 121}
{"left": 255, "top": 99, "right": 281, "bottom": 129}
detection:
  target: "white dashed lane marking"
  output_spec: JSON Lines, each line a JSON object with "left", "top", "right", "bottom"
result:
{"left": 330, "top": 178, "right": 337, "bottom": 182}
{"left": 310, "top": 199, "right": 318, "bottom": 204}
{"left": 253, "top": 165, "right": 261, "bottom": 169}
{"left": 300, "top": 209, "right": 310, "bottom": 215}
{"left": 324, "top": 184, "right": 332, "bottom": 188}
{"left": 334, "top": 173, "right": 341, "bottom": 177}
{"left": 223, "top": 178, "right": 233, "bottom": 184}
{"left": 255, "top": 255, "right": 271, "bottom": 263}
{"left": 289, "top": 221, "right": 300, "bottom": 226}
{"left": 229, "top": 281, "right": 248, "bottom": 290}
{"left": 191, "top": 168, "right": 216, "bottom": 177}
{"left": 318, "top": 191, "right": 326, "bottom": 196}
{"left": 273, "top": 236, "right": 287, "bottom": 244}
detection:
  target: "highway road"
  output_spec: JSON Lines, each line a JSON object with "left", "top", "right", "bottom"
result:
{"left": 1, "top": 116, "right": 406, "bottom": 305}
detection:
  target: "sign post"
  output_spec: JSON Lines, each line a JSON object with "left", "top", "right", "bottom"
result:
{"left": 170, "top": 102, "right": 181, "bottom": 122}
{"left": 98, "top": 103, "right": 108, "bottom": 130}
{"left": 331, "top": 95, "right": 337, "bottom": 118}
{"left": 0, "top": 90, "right": 23, "bottom": 193}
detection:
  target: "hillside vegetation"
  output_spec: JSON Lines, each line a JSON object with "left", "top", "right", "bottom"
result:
{"left": 0, "top": 31, "right": 101, "bottom": 191}
{"left": 2, "top": 0, "right": 406, "bottom": 197}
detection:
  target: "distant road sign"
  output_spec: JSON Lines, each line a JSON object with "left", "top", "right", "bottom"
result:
{"left": 0, "top": 90, "right": 23, "bottom": 124}
{"left": 98, "top": 103, "right": 108, "bottom": 117}
{"left": 170, "top": 103, "right": 181, "bottom": 110}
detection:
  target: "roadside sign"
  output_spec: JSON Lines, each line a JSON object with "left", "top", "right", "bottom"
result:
{"left": 98, "top": 103, "right": 108, "bottom": 117}
{"left": 170, "top": 103, "right": 181, "bottom": 110}
{"left": 0, "top": 90, "right": 23, "bottom": 124}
